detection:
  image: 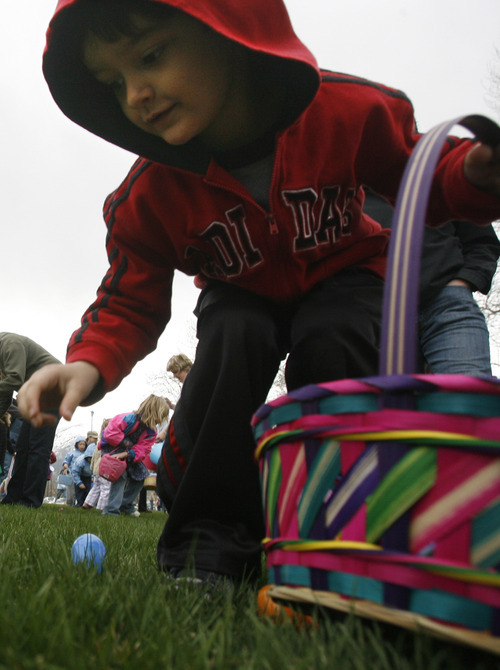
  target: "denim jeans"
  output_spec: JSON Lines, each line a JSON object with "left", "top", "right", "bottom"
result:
{"left": 102, "top": 471, "right": 143, "bottom": 516}
{"left": 418, "top": 285, "right": 492, "bottom": 376}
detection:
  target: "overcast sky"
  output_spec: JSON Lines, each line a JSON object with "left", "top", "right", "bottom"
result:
{"left": 2, "top": 0, "right": 500, "bottom": 442}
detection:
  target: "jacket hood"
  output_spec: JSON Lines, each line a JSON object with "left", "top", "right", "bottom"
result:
{"left": 43, "top": 0, "right": 320, "bottom": 171}
{"left": 81, "top": 443, "right": 96, "bottom": 459}
{"left": 74, "top": 436, "right": 87, "bottom": 448}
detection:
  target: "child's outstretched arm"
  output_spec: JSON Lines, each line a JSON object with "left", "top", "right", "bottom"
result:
{"left": 17, "top": 361, "right": 100, "bottom": 427}
{"left": 464, "top": 142, "right": 500, "bottom": 196}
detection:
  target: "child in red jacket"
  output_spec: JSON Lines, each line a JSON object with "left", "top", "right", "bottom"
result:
{"left": 19, "top": 0, "right": 500, "bottom": 584}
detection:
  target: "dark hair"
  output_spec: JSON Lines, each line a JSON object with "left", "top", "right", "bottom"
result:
{"left": 66, "top": 0, "right": 178, "bottom": 47}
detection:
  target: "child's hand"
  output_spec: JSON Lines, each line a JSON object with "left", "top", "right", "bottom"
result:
{"left": 464, "top": 142, "right": 500, "bottom": 196}
{"left": 17, "top": 361, "right": 100, "bottom": 427}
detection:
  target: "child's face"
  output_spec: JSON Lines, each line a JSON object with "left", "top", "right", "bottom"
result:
{"left": 173, "top": 369, "right": 188, "bottom": 383}
{"left": 83, "top": 12, "right": 248, "bottom": 151}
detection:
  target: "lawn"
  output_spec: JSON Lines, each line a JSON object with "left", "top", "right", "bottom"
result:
{"left": 0, "top": 505, "right": 498, "bottom": 670}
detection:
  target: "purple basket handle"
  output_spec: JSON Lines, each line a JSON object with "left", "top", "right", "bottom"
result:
{"left": 379, "top": 114, "right": 500, "bottom": 376}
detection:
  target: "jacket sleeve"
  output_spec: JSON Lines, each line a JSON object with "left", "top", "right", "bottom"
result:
{"left": 351, "top": 81, "right": 500, "bottom": 225}
{"left": 65, "top": 164, "right": 176, "bottom": 402}
{"left": 101, "top": 415, "right": 128, "bottom": 448}
{"left": 72, "top": 458, "right": 84, "bottom": 487}
{"left": 453, "top": 222, "right": 500, "bottom": 294}
{"left": 0, "top": 338, "right": 26, "bottom": 418}
{"left": 129, "top": 430, "right": 157, "bottom": 463}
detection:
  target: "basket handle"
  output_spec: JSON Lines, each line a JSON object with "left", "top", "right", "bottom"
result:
{"left": 379, "top": 114, "right": 500, "bottom": 376}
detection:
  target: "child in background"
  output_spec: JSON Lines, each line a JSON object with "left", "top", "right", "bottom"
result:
{"left": 55, "top": 464, "right": 70, "bottom": 502}
{"left": 62, "top": 436, "right": 87, "bottom": 506}
{"left": 83, "top": 418, "right": 111, "bottom": 510}
{"left": 100, "top": 395, "right": 170, "bottom": 517}
{"left": 166, "top": 354, "right": 193, "bottom": 385}
{"left": 72, "top": 443, "right": 96, "bottom": 507}
{"left": 19, "top": 0, "right": 500, "bottom": 585}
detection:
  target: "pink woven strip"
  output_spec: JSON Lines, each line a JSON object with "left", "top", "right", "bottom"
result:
{"left": 415, "top": 374, "right": 500, "bottom": 394}
{"left": 433, "top": 520, "right": 471, "bottom": 564}
{"left": 340, "top": 502, "right": 367, "bottom": 542}
{"left": 277, "top": 443, "right": 307, "bottom": 537}
{"left": 267, "top": 548, "right": 500, "bottom": 607}
{"left": 259, "top": 374, "right": 500, "bottom": 413}
{"left": 257, "top": 409, "right": 500, "bottom": 447}
{"left": 411, "top": 450, "right": 500, "bottom": 553}
{"left": 340, "top": 440, "right": 366, "bottom": 473}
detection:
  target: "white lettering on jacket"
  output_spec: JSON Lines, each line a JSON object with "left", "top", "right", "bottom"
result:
{"left": 186, "top": 186, "right": 357, "bottom": 279}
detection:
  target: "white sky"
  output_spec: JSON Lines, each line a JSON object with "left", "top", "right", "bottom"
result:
{"left": 2, "top": 0, "right": 500, "bottom": 443}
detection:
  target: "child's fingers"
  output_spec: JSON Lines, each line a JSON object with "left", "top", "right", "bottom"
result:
{"left": 18, "top": 364, "right": 66, "bottom": 425}
{"left": 58, "top": 387, "right": 83, "bottom": 422}
{"left": 464, "top": 142, "right": 500, "bottom": 193}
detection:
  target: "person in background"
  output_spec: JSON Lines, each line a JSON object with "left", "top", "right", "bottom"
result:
{"left": 86, "top": 430, "right": 98, "bottom": 445}
{"left": 0, "top": 413, "right": 11, "bottom": 481}
{"left": 46, "top": 451, "right": 57, "bottom": 498}
{"left": 166, "top": 354, "right": 193, "bottom": 385}
{"left": 100, "top": 395, "right": 170, "bottom": 517}
{"left": 0, "top": 332, "right": 60, "bottom": 508}
{"left": 83, "top": 418, "right": 111, "bottom": 510}
{"left": 55, "top": 463, "right": 70, "bottom": 502}
{"left": 63, "top": 437, "right": 87, "bottom": 506}
{"left": 363, "top": 189, "right": 500, "bottom": 375}
{"left": 72, "top": 443, "right": 96, "bottom": 507}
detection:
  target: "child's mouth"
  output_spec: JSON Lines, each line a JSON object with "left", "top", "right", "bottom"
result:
{"left": 146, "top": 105, "right": 176, "bottom": 128}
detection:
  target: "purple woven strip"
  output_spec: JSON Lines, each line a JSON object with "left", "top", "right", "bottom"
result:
{"left": 380, "top": 114, "right": 500, "bottom": 377}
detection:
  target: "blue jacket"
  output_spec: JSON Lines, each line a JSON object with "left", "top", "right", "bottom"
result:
{"left": 72, "top": 444, "right": 96, "bottom": 486}
{"left": 64, "top": 436, "right": 87, "bottom": 474}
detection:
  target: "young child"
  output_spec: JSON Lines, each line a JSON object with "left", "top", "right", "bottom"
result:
{"left": 62, "top": 436, "right": 87, "bottom": 506}
{"left": 99, "top": 395, "right": 170, "bottom": 517}
{"left": 166, "top": 354, "right": 193, "bottom": 385}
{"left": 19, "top": 0, "right": 500, "bottom": 584}
{"left": 83, "top": 418, "right": 111, "bottom": 510}
{"left": 72, "top": 442, "right": 96, "bottom": 507}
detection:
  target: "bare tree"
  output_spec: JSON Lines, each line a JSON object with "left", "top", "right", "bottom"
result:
{"left": 486, "top": 47, "right": 500, "bottom": 122}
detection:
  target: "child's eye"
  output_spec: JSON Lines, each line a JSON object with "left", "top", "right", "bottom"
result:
{"left": 142, "top": 44, "right": 165, "bottom": 66}
{"left": 106, "top": 79, "right": 125, "bottom": 96}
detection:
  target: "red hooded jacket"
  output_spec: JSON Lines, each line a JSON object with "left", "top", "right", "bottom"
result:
{"left": 42, "top": 0, "right": 500, "bottom": 399}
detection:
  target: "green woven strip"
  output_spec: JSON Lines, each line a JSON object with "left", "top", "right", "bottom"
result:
{"left": 270, "top": 564, "right": 493, "bottom": 630}
{"left": 411, "top": 588, "right": 492, "bottom": 630}
{"left": 266, "top": 449, "right": 283, "bottom": 534}
{"left": 471, "top": 497, "right": 500, "bottom": 568}
{"left": 366, "top": 446, "right": 437, "bottom": 544}
{"left": 318, "top": 393, "right": 379, "bottom": 415}
{"left": 278, "top": 564, "right": 312, "bottom": 588}
{"left": 264, "top": 403, "right": 304, "bottom": 430}
{"left": 327, "top": 571, "right": 384, "bottom": 603}
{"left": 417, "top": 392, "right": 500, "bottom": 417}
{"left": 298, "top": 439, "right": 341, "bottom": 538}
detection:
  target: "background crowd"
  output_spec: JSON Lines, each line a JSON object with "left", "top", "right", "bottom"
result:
{"left": 0, "top": 350, "right": 192, "bottom": 516}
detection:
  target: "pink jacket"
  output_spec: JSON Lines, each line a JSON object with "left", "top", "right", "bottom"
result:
{"left": 100, "top": 413, "right": 157, "bottom": 463}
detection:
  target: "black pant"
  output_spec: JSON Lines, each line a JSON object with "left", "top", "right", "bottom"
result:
{"left": 74, "top": 477, "right": 92, "bottom": 507}
{"left": 3, "top": 417, "right": 59, "bottom": 508}
{"left": 157, "top": 269, "right": 383, "bottom": 580}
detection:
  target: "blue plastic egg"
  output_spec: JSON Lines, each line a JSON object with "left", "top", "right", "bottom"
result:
{"left": 149, "top": 441, "right": 163, "bottom": 465}
{"left": 71, "top": 533, "right": 106, "bottom": 572}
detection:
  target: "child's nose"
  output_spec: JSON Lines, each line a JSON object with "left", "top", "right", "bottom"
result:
{"left": 126, "top": 80, "right": 154, "bottom": 109}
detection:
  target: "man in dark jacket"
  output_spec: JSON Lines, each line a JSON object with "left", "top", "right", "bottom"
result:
{"left": 0, "top": 333, "right": 61, "bottom": 507}
{"left": 364, "top": 190, "right": 500, "bottom": 375}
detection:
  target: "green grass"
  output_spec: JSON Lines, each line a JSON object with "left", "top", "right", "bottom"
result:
{"left": 0, "top": 505, "right": 498, "bottom": 670}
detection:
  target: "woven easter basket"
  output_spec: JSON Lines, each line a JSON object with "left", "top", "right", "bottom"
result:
{"left": 253, "top": 115, "right": 500, "bottom": 654}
